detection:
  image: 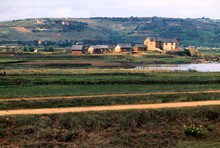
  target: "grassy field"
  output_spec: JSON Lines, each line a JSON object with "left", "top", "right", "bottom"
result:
{"left": 0, "top": 106, "right": 219, "bottom": 147}
{"left": 0, "top": 52, "right": 192, "bottom": 66}
{"left": 1, "top": 70, "right": 220, "bottom": 98}
{"left": 200, "top": 50, "right": 220, "bottom": 56}
{"left": 0, "top": 53, "right": 219, "bottom": 147}
{"left": 0, "top": 53, "right": 219, "bottom": 98}
{"left": 0, "top": 92, "right": 219, "bottom": 110}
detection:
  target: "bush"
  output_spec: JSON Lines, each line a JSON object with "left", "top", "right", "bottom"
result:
{"left": 44, "top": 47, "right": 54, "bottom": 52}
{"left": 0, "top": 132, "right": 4, "bottom": 139}
{"left": 184, "top": 124, "right": 203, "bottom": 137}
{"left": 55, "top": 131, "right": 79, "bottom": 142}
{"left": 207, "top": 125, "right": 214, "bottom": 132}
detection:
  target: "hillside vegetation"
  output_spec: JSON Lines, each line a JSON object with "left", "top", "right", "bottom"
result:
{"left": 0, "top": 17, "right": 220, "bottom": 47}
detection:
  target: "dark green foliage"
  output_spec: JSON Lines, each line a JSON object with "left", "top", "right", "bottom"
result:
{"left": 184, "top": 124, "right": 203, "bottom": 137}
{"left": 28, "top": 47, "right": 35, "bottom": 52}
{"left": 44, "top": 47, "right": 54, "bottom": 52}
{"left": 0, "top": 132, "right": 4, "bottom": 139}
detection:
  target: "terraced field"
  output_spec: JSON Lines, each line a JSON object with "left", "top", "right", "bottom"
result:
{"left": 0, "top": 53, "right": 219, "bottom": 147}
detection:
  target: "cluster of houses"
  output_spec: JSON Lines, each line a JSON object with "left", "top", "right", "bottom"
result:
{"left": 71, "top": 37, "right": 180, "bottom": 55}
{"left": 36, "top": 19, "right": 71, "bottom": 25}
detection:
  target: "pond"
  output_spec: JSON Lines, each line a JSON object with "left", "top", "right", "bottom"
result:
{"left": 134, "top": 63, "right": 220, "bottom": 72}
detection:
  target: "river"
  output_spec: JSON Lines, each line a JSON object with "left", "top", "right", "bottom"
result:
{"left": 134, "top": 63, "right": 220, "bottom": 72}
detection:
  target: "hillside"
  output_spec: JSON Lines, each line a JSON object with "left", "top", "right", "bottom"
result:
{"left": 0, "top": 17, "right": 220, "bottom": 47}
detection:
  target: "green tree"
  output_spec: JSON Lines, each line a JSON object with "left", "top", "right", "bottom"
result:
{"left": 28, "top": 47, "right": 35, "bottom": 52}
{"left": 23, "top": 47, "right": 27, "bottom": 52}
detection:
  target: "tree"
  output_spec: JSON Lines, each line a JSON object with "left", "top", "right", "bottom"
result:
{"left": 48, "top": 47, "right": 54, "bottom": 52}
{"left": 44, "top": 47, "right": 54, "bottom": 52}
{"left": 28, "top": 47, "right": 35, "bottom": 52}
{"left": 23, "top": 47, "right": 27, "bottom": 52}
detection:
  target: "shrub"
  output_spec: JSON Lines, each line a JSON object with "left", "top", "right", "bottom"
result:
{"left": 184, "top": 124, "right": 203, "bottom": 137}
{"left": 0, "top": 132, "right": 4, "bottom": 139}
{"left": 55, "top": 131, "right": 79, "bottom": 142}
{"left": 207, "top": 125, "right": 214, "bottom": 132}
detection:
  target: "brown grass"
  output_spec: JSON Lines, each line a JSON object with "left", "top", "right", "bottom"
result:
{"left": 12, "top": 27, "right": 31, "bottom": 33}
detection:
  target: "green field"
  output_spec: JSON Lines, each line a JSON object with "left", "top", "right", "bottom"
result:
{"left": 199, "top": 49, "right": 220, "bottom": 56}
{"left": 0, "top": 93, "right": 219, "bottom": 110}
{"left": 1, "top": 70, "right": 220, "bottom": 98}
{"left": 0, "top": 53, "right": 219, "bottom": 147}
{"left": 0, "top": 53, "right": 219, "bottom": 99}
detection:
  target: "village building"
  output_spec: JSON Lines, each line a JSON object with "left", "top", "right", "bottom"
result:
{"left": 62, "top": 21, "right": 70, "bottom": 25}
{"left": 76, "top": 42, "right": 84, "bottom": 45}
{"left": 106, "top": 45, "right": 116, "bottom": 53}
{"left": 38, "top": 40, "right": 42, "bottom": 45}
{"left": 114, "top": 44, "right": 132, "bottom": 53}
{"left": 144, "top": 37, "right": 180, "bottom": 51}
{"left": 162, "top": 38, "right": 180, "bottom": 51}
{"left": 36, "top": 20, "right": 47, "bottom": 25}
{"left": 134, "top": 44, "right": 148, "bottom": 52}
{"left": 144, "top": 37, "right": 162, "bottom": 51}
{"left": 71, "top": 45, "right": 84, "bottom": 55}
{"left": 88, "top": 45, "right": 111, "bottom": 54}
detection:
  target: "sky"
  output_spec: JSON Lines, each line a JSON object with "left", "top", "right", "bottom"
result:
{"left": 0, "top": 0, "right": 220, "bottom": 21}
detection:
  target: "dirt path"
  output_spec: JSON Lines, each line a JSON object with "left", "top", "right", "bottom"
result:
{"left": 0, "top": 100, "right": 220, "bottom": 116}
{"left": 1, "top": 90, "right": 220, "bottom": 102}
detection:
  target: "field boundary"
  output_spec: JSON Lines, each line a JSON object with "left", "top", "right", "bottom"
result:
{"left": 1, "top": 90, "right": 220, "bottom": 102}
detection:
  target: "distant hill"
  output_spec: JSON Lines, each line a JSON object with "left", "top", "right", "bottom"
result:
{"left": 0, "top": 17, "right": 220, "bottom": 47}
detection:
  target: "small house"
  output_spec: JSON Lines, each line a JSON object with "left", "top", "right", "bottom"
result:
{"left": 162, "top": 38, "right": 180, "bottom": 51}
{"left": 134, "top": 44, "right": 148, "bottom": 52}
{"left": 105, "top": 45, "right": 116, "bottom": 53}
{"left": 62, "top": 21, "right": 70, "bottom": 25}
{"left": 88, "top": 45, "right": 109, "bottom": 54}
{"left": 144, "top": 37, "right": 162, "bottom": 51}
{"left": 36, "top": 20, "right": 47, "bottom": 25}
{"left": 114, "top": 44, "right": 132, "bottom": 53}
{"left": 71, "top": 45, "right": 84, "bottom": 55}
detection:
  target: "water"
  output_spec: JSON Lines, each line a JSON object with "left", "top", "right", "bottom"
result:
{"left": 134, "top": 63, "right": 220, "bottom": 72}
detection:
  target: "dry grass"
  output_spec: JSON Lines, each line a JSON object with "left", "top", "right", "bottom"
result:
{"left": 11, "top": 27, "right": 32, "bottom": 33}
{"left": 3, "top": 68, "right": 176, "bottom": 75}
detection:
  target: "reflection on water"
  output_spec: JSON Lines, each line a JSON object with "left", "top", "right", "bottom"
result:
{"left": 134, "top": 63, "right": 220, "bottom": 72}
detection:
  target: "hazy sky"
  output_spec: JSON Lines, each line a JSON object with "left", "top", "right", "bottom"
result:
{"left": 0, "top": 0, "right": 219, "bottom": 21}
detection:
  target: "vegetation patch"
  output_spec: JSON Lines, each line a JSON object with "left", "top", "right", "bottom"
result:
{"left": 0, "top": 93, "right": 219, "bottom": 110}
{"left": 0, "top": 106, "right": 219, "bottom": 147}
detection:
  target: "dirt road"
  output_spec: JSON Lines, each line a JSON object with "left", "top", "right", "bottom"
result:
{"left": 0, "top": 100, "right": 220, "bottom": 116}
{"left": 1, "top": 90, "right": 220, "bottom": 102}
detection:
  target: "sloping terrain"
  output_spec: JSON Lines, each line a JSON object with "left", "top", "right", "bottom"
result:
{"left": 0, "top": 17, "right": 220, "bottom": 47}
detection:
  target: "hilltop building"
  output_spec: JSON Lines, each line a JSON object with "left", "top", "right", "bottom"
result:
{"left": 62, "top": 21, "right": 70, "bottom": 25}
{"left": 36, "top": 20, "right": 47, "bottom": 25}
